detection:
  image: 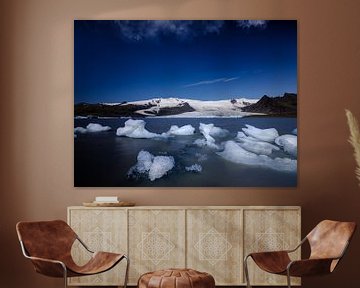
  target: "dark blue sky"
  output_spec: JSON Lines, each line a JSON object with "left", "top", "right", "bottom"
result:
{"left": 75, "top": 20, "right": 297, "bottom": 104}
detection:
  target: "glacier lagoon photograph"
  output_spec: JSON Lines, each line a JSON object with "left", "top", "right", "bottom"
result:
{"left": 74, "top": 20, "right": 297, "bottom": 187}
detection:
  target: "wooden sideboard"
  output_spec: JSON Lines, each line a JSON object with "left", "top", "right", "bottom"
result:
{"left": 67, "top": 206, "right": 301, "bottom": 286}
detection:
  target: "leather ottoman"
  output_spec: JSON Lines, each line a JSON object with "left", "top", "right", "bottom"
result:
{"left": 138, "top": 268, "right": 215, "bottom": 288}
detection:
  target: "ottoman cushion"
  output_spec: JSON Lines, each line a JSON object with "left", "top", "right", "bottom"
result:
{"left": 138, "top": 268, "right": 215, "bottom": 288}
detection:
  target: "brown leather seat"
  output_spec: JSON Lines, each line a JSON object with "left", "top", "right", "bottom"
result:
{"left": 138, "top": 268, "right": 215, "bottom": 288}
{"left": 244, "top": 220, "right": 356, "bottom": 288}
{"left": 16, "top": 220, "right": 129, "bottom": 288}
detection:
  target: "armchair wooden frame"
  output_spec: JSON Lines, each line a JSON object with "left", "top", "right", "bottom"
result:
{"left": 244, "top": 220, "right": 356, "bottom": 288}
{"left": 16, "top": 220, "right": 129, "bottom": 288}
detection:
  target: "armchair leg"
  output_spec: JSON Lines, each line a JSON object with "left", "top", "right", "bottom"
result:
{"left": 123, "top": 255, "right": 130, "bottom": 288}
{"left": 62, "top": 264, "right": 68, "bottom": 288}
{"left": 244, "top": 255, "right": 252, "bottom": 288}
{"left": 286, "top": 269, "right": 291, "bottom": 288}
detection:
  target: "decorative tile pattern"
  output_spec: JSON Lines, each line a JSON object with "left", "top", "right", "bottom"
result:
{"left": 194, "top": 227, "right": 232, "bottom": 265}
{"left": 252, "top": 228, "right": 287, "bottom": 252}
{"left": 138, "top": 228, "right": 175, "bottom": 265}
{"left": 187, "top": 209, "right": 242, "bottom": 285}
{"left": 128, "top": 209, "right": 185, "bottom": 284}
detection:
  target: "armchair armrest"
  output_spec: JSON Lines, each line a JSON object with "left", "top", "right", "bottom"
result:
{"left": 285, "top": 237, "right": 307, "bottom": 253}
{"left": 27, "top": 256, "right": 67, "bottom": 277}
{"left": 76, "top": 236, "right": 94, "bottom": 253}
{"left": 19, "top": 240, "right": 67, "bottom": 277}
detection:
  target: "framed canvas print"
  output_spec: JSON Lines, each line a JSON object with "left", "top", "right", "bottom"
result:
{"left": 74, "top": 20, "right": 297, "bottom": 187}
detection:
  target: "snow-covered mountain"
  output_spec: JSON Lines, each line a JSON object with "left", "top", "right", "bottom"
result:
{"left": 98, "top": 97, "right": 260, "bottom": 118}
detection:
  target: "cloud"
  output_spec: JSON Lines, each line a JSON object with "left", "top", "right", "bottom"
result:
{"left": 202, "top": 20, "right": 224, "bottom": 34}
{"left": 184, "top": 77, "right": 238, "bottom": 88}
{"left": 224, "top": 77, "right": 239, "bottom": 82}
{"left": 113, "top": 20, "right": 226, "bottom": 41}
{"left": 236, "top": 20, "right": 268, "bottom": 29}
{"left": 112, "top": 20, "right": 269, "bottom": 41}
{"left": 113, "top": 20, "right": 192, "bottom": 41}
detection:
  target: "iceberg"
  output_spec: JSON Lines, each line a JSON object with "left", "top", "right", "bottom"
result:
{"left": 128, "top": 150, "right": 175, "bottom": 181}
{"left": 166, "top": 124, "right": 195, "bottom": 136}
{"left": 217, "top": 141, "right": 297, "bottom": 172}
{"left": 86, "top": 123, "right": 111, "bottom": 132}
{"left": 200, "top": 123, "right": 228, "bottom": 137}
{"left": 193, "top": 138, "right": 218, "bottom": 149}
{"left": 292, "top": 128, "right": 297, "bottom": 135}
{"left": 185, "top": 164, "right": 202, "bottom": 173}
{"left": 74, "top": 123, "right": 111, "bottom": 134}
{"left": 242, "top": 124, "right": 279, "bottom": 142}
{"left": 133, "top": 150, "right": 154, "bottom": 173}
{"left": 194, "top": 123, "right": 228, "bottom": 149}
{"left": 149, "top": 156, "right": 175, "bottom": 181}
{"left": 195, "top": 153, "right": 208, "bottom": 162}
{"left": 116, "top": 119, "right": 160, "bottom": 139}
{"left": 275, "top": 134, "right": 297, "bottom": 157}
{"left": 236, "top": 131, "right": 280, "bottom": 155}
{"left": 74, "top": 127, "right": 87, "bottom": 134}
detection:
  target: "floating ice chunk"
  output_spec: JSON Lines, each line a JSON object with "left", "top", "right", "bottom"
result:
{"left": 217, "top": 141, "right": 266, "bottom": 166}
{"left": 185, "top": 164, "right": 202, "bottom": 173}
{"left": 128, "top": 150, "right": 175, "bottom": 181}
{"left": 116, "top": 119, "right": 160, "bottom": 139}
{"left": 74, "top": 123, "right": 111, "bottom": 134}
{"left": 242, "top": 124, "right": 279, "bottom": 142}
{"left": 236, "top": 131, "right": 246, "bottom": 138}
{"left": 236, "top": 131, "right": 258, "bottom": 141}
{"left": 275, "top": 134, "right": 297, "bottom": 157}
{"left": 167, "top": 124, "right": 195, "bottom": 136}
{"left": 200, "top": 123, "right": 228, "bottom": 137}
{"left": 292, "top": 128, "right": 297, "bottom": 135}
{"left": 86, "top": 123, "right": 111, "bottom": 132}
{"left": 194, "top": 138, "right": 218, "bottom": 149}
{"left": 236, "top": 131, "right": 279, "bottom": 155}
{"left": 217, "top": 141, "right": 297, "bottom": 172}
{"left": 195, "top": 123, "right": 227, "bottom": 149}
{"left": 238, "top": 141, "right": 279, "bottom": 156}
{"left": 74, "top": 127, "right": 87, "bottom": 134}
{"left": 194, "top": 139, "right": 207, "bottom": 147}
{"left": 149, "top": 156, "right": 175, "bottom": 181}
{"left": 270, "top": 157, "right": 297, "bottom": 172}
{"left": 134, "top": 150, "right": 154, "bottom": 173}
{"left": 195, "top": 153, "right": 208, "bottom": 162}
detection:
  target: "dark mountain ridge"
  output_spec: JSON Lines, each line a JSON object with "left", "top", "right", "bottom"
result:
{"left": 241, "top": 93, "right": 297, "bottom": 116}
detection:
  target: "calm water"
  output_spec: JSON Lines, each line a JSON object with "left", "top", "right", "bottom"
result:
{"left": 74, "top": 117, "right": 297, "bottom": 187}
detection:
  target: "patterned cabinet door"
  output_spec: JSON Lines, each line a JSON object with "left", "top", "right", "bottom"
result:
{"left": 68, "top": 208, "right": 128, "bottom": 286}
{"left": 187, "top": 209, "right": 243, "bottom": 285}
{"left": 128, "top": 209, "right": 186, "bottom": 284}
{"left": 244, "top": 209, "right": 301, "bottom": 286}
